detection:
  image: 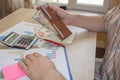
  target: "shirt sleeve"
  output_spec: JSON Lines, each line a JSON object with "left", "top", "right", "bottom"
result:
{"left": 104, "top": 7, "right": 117, "bottom": 32}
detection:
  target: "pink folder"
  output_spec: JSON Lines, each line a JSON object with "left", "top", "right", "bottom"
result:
{"left": 2, "top": 63, "right": 26, "bottom": 80}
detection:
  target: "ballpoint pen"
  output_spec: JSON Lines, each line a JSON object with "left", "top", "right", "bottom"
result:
{"left": 44, "top": 39, "right": 64, "bottom": 47}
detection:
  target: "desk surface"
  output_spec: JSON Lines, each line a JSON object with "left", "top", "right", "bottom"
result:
{"left": 0, "top": 8, "right": 96, "bottom": 80}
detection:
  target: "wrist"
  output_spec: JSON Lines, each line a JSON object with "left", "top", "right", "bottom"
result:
{"left": 67, "top": 13, "right": 76, "bottom": 25}
{"left": 42, "top": 69, "right": 65, "bottom": 80}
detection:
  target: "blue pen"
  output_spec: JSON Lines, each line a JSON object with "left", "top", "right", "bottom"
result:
{"left": 14, "top": 58, "right": 21, "bottom": 61}
{"left": 24, "top": 31, "right": 33, "bottom": 36}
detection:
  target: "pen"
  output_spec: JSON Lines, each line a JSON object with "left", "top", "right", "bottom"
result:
{"left": 44, "top": 39, "right": 64, "bottom": 46}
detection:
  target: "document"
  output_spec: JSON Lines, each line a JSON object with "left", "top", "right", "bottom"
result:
{"left": 0, "top": 21, "right": 73, "bottom": 80}
{"left": 0, "top": 47, "right": 72, "bottom": 80}
{"left": 0, "top": 21, "right": 76, "bottom": 45}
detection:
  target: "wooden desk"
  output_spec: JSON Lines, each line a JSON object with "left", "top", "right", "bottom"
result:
{"left": 0, "top": 8, "right": 96, "bottom": 80}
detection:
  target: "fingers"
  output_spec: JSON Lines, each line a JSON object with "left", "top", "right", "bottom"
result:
{"left": 19, "top": 52, "right": 45, "bottom": 76}
{"left": 26, "top": 54, "right": 35, "bottom": 61}
{"left": 48, "top": 5, "right": 59, "bottom": 11}
{"left": 19, "top": 61, "right": 28, "bottom": 72}
{"left": 20, "top": 53, "right": 44, "bottom": 67}
{"left": 36, "top": 7, "right": 40, "bottom": 10}
{"left": 36, "top": 4, "right": 62, "bottom": 12}
{"left": 36, "top": 4, "right": 48, "bottom": 10}
{"left": 22, "top": 58, "right": 31, "bottom": 66}
{"left": 33, "top": 52, "right": 43, "bottom": 57}
{"left": 22, "top": 53, "right": 44, "bottom": 65}
{"left": 48, "top": 4, "right": 65, "bottom": 12}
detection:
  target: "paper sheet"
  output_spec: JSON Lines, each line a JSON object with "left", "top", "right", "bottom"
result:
{"left": 0, "top": 47, "right": 71, "bottom": 80}
{"left": 0, "top": 21, "right": 75, "bottom": 45}
{"left": 0, "top": 21, "right": 72, "bottom": 80}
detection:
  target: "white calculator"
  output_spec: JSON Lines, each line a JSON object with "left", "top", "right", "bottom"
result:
{"left": 0, "top": 32, "right": 38, "bottom": 49}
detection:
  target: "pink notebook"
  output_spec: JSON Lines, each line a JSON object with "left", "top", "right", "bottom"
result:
{"left": 2, "top": 63, "right": 26, "bottom": 80}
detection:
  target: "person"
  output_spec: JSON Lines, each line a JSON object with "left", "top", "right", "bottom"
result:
{"left": 19, "top": 4, "right": 120, "bottom": 80}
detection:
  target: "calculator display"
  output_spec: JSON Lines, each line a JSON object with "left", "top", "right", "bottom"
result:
{"left": 4, "top": 33, "right": 18, "bottom": 44}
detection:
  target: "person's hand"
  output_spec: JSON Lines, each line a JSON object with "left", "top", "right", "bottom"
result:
{"left": 37, "top": 4, "right": 73, "bottom": 25}
{"left": 19, "top": 53, "right": 65, "bottom": 80}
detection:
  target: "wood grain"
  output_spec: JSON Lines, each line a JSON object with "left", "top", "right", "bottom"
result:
{"left": 0, "top": 8, "right": 96, "bottom": 80}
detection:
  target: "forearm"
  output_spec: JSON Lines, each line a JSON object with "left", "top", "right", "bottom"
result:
{"left": 43, "top": 69, "right": 65, "bottom": 80}
{"left": 69, "top": 14, "right": 105, "bottom": 32}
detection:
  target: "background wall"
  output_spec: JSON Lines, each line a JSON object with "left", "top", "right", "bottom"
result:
{"left": 0, "top": 0, "right": 33, "bottom": 19}
{"left": 110, "top": 0, "right": 120, "bottom": 8}
{"left": 0, "top": 0, "right": 6, "bottom": 19}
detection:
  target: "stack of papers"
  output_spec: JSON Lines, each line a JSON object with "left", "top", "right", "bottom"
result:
{"left": 0, "top": 21, "right": 76, "bottom": 45}
{"left": 0, "top": 21, "right": 73, "bottom": 80}
{"left": 0, "top": 47, "right": 72, "bottom": 80}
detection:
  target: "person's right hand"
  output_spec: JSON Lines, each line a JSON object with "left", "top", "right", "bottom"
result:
{"left": 37, "top": 4, "right": 73, "bottom": 25}
{"left": 19, "top": 53, "right": 65, "bottom": 80}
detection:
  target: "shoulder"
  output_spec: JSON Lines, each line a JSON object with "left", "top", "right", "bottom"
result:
{"left": 105, "top": 3, "right": 120, "bottom": 19}
{"left": 105, "top": 4, "right": 120, "bottom": 31}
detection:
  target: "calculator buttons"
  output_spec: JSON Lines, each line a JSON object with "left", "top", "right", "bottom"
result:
{"left": 13, "top": 35, "right": 38, "bottom": 49}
